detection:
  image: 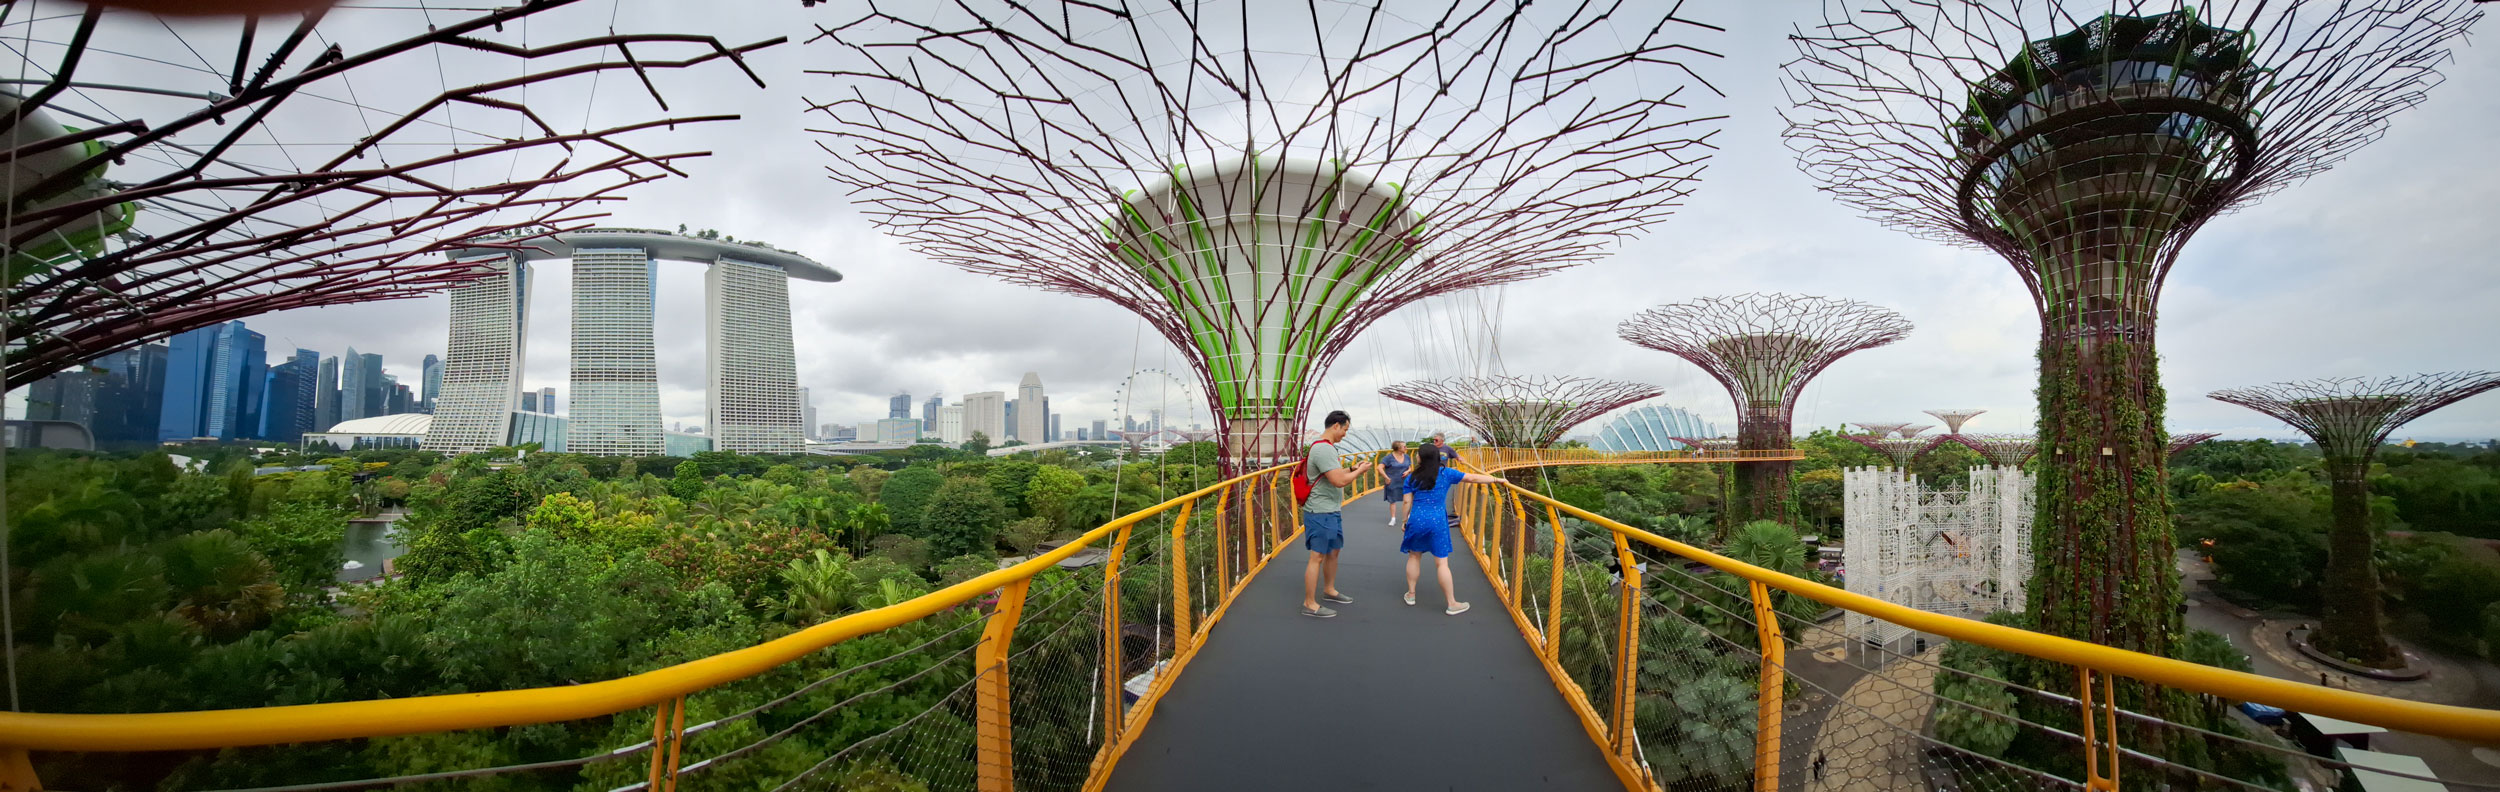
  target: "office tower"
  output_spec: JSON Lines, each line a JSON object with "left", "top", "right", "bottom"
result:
{"left": 316, "top": 356, "right": 341, "bottom": 431}
{"left": 425, "top": 252, "right": 531, "bottom": 453}
{"left": 1049, "top": 412, "right": 1061, "bottom": 443}
{"left": 964, "top": 391, "right": 1007, "bottom": 443}
{"left": 707, "top": 256, "right": 805, "bottom": 453}
{"left": 389, "top": 382, "right": 414, "bottom": 416}
{"left": 158, "top": 322, "right": 261, "bottom": 441}
{"left": 353, "top": 353, "right": 385, "bottom": 418}
{"left": 420, "top": 354, "right": 442, "bottom": 413}
{"left": 88, "top": 344, "right": 167, "bottom": 448}
{"left": 25, "top": 365, "right": 102, "bottom": 425}
{"left": 939, "top": 403, "right": 967, "bottom": 443}
{"left": 339, "top": 346, "right": 368, "bottom": 423}
{"left": 890, "top": 392, "right": 912, "bottom": 420}
{"left": 1003, "top": 400, "right": 1017, "bottom": 441}
{"left": 520, "top": 391, "right": 540, "bottom": 413}
{"left": 573, "top": 246, "right": 664, "bottom": 456}
{"left": 540, "top": 387, "right": 557, "bottom": 415}
{"left": 1092, "top": 419, "right": 1108, "bottom": 441}
{"left": 877, "top": 417, "right": 920, "bottom": 444}
{"left": 217, "top": 325, "right": 267, "bottom": 440}
{"left": 260, "top": 351, "right": 318, "bottom": 443}
{"left": 922, "top": 394, "right": 941, "bottom": 428}
{"left": 1149, "top": 408, "right": 1163, "bottom": 433}
{"left": 800, "top": 387, "right": 817, "bottom": 440}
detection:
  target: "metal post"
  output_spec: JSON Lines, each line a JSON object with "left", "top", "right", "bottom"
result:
{"left": 1101, "top": 523, "right": 1135, "bottom": 749}
{"left": 1508, "top": 489, "right": 1529, "bottom": 601}
{"left": 2078, "top": 667, "right": 2121, "bottom": 791}
{"left": 976, "top": 578, "right": 1033, "bottom": 792}
{"left": 1750, "top": 580, "right": 1786, "bottom": 792}
{"left": 646, "top": 696, "right": 688, "bottom": 792}
{"left": 1608, "top": 531, "right": 1642, "bottom": 762}
{"left": 1546, "top": 503, "right": 1567, "bottom": 657}
{"left": 1168, "top": 502, "right": 1196, "bottom": 653}
{"left": 1213, "top": 484, "right": 1234, "bottom": 595}
{"left": 2, "top": 748, "right": 41, "bottom": 792}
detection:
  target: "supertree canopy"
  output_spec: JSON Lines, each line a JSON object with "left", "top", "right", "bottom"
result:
{"left": 2166, "top": 431, "right": 2222, "bottom": 458}
{"left": 1895, "top": 423, "right": 1934, "bottom": 438}
{"left": 1783, "top": 0, "right": 2483, "bottom": 658}
{"left": 1954, "top": 434, "right": 2042, "bottom": 468}
{"left": 2, "top": 1, "right": 781, "bottom": 387}
{"left": 1853, "top": 422, "right": 1910, "bottom": 438}
{"left": 1620, "top": 293, "right": 1911, "bottom": 524}
{"left": 808, "top": 1, "right": 1724, "bottom": 473}
{"left": 2211, "top": 373, "right": 2500, "bottom": 665}
{"left": 1379, "top": 376, "right": 1662, "bottom": 450}
{"left": 1846, "top": 434, "right": 1947, "bottom": 471}
{"left": 1926, "top": 409, "right": 1987, "bottom": 435}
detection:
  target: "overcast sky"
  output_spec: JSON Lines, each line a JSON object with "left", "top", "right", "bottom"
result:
{"left": 36, "top": 1, "right": 2499, "bottom": 442}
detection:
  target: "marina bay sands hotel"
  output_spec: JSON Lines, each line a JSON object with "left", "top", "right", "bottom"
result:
{"left": 424, "top": 228, "right": 840, "bottom": 456}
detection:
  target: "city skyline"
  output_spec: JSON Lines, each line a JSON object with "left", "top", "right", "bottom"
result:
{"left": 14, "top": 3, "right": 2497, "bottom": 443}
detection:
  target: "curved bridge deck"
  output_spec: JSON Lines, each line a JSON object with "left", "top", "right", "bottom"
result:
{"left": 1104, "top": 497, "right": 1617, "bottom": 791}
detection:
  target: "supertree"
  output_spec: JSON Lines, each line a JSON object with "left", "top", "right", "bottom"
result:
{"left": 1380, "top": 376, "right": 1664, "bottom": 452}
{"left": 1853, "top": 422, "right": 1910, "bottom": 438}
{"left": 1926, "top": 409, "right": 1988, "bottom": 435}
{"left": 1845, "top": 434, "right": 1948, "bottom": 472}
{"left": 1895, "top": 423, "right": 1934, "bottom": 438}
{"left": 2, "top": 1, "right": 782, "bottom": 387}
{"left": 2166, "top": 431, "right": 2222, "bottom": 459}
{"left": 1954, "top": 434, "right": 2041, "bottom": 469}
{"left": 1620, "top": 293, "right": 1912, "bottom": 524}
{"left": 2210, "top": 373, "right": 2500, "bottom": 664}
{"left": 1783, "top": 0, "right": 2484, "bottom": 657}
{"left": 808, "top": 1, "right": 1724, "bottom": 474}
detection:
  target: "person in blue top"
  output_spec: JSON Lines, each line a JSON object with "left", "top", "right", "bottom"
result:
{"left": 1377, "top": 440, "right": 1413, "bottom": 529}
{"left": 1399, "top": 444, "right": 1504, "bottom": 615}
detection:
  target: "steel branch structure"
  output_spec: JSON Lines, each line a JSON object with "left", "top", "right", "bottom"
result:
{"left": 2166, "top": 431, "right": 2221, "bottom": 458}
{"left": 2210, "top": 373, "right": 2500, "bottom": 665}
{"left": 1954, "top": 434, "right": 2041, "bottom": 468}
{"left": 1379, "top": 375, "right": 1662, "bottom": 450}
{"left": 1853, "top": 422, "right": 1910, "bottom": 438}
{"left": 1896, "top": 424, "right": 1934, "bottom": 438}
{"left": 2, "top": 0, "right": 782, "bottom": 387}
{"left": 1926, "top": 409, "right": 1987, "bottom": 435}
{"left": 1621, "top": 293, "right": 1911, "bottom": 524}
{"left": 1846, "top": 434, "right": 1948, "bottom": 470}
{"left": 805, "top": 1, "right": 1724, "bottom": 473}
{"left": 1782, "top": 0, "right": 2483, "bottom": 659}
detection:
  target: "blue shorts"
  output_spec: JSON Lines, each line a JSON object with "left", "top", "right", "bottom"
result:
{"left": 1401, "top": 521, "right": 1452, "bottom": 558}
{"left": 1302, "top": 510, "right": 1344, "bottom": 553}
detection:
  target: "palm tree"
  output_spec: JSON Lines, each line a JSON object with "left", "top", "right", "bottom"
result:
{"left": 158, "top": 530, "right": 284, "bottom": 640}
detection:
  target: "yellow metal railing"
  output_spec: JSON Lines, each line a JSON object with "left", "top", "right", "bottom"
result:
{"left": 1448, "top": 449, "right": 2500, "bottom": 792}
{"left": 9, "top": 446, "right": 2494, "bottom": 792}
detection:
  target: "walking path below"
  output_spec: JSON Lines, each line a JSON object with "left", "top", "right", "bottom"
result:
{"left": 1103, "top": 497, "right": 1621, "bottom": 791}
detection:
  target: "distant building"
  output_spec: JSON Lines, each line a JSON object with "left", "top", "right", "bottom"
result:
{"left": 92, "top": 343, "right": 167, "bottom": 448}
{"left": 878, "top": 417, "right": 922, "bottom": 444}
{"left": 965, "top": 391, "right": 1007, "bottom": 444}
{"left": 1092, "top": 419, "right": 1108, "bottom": 441}
{"left": 520, "top": 391, "right": 540, "bottom": 413}
{"left": 259, "top": 349, "right": 320, "bottom": 443}
{"left": 890, "top": 392, "right": 912, "bottom": 420}
{"left": 540, "top": 387, "right": 557, "bottom": 415}
{"left": 939, "top": 404, "right": 966, "bottom": 444}
{"left": 923, "top": 395, "right": 942, "bottom": 428}
{"left": 420, "top": 354, "right": 442, "bottom": 413}
{"left": 1049, "top": 412, "right": 1061, "bottom": 443}
{"left": 159, "top": 322, "right": 265, "bottom": 442}
{"left": 855, "top": 421, "right": 881, "bottom": 442}
{"left": 1590, "top": 404, "right": 1718, "bottom": 452}
{"left": 316, "top": 356, "right": 341, "bottom": 432}
{"left": 24, "top": 364, "right": 103, "bottom": 428}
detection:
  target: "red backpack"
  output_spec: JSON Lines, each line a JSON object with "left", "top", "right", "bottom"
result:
{"left": 1292, "top": 439, "right": 1335, "bottom": 505}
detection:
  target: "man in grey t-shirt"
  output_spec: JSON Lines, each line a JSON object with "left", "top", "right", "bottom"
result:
{"left": 1300, "top": 409, "right": 1372, "bottom": 618}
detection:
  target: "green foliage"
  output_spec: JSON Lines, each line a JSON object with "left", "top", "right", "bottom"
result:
{"left": 1022, "top": 465, "right": 1087, "bottom": 531}
{"left": 779, "top": 549, "right": 861, "bottom": 625}
{"left": 1934, "top": 664, "right": 2020, "bottom": 755}
{"left": 425, "top": 531, "right": 678, "bottom": 690}
{"left": 982, "top": 459, "right": 1040, "bottom": 516}
{"left": 878, "top": 466, "right": 945, "bottom": 537}
{"left": 669, "top": 460, "right": 704, "bottom": 501}
{"left": 235, "top": 502, "right": 348, "bottom": 597}
{"left": 933, "top": 554, "right": 996, "bottom": 586}
{"left": 1162, "top": 440, "right": 1219, "bottom": 468}
{"left": 870, "top": 534, "right": 933, "bottom": 572}
{"left": 961, "top": 431, "right": 992, "bottom": 457}
{"left": 2177, "top": 479, "right": 2329, "bottom": 606}
{"left": 522, "top": 492, "right": 597, "bottom": 541}
{"left": 1000, "top": 516, "right": 1053, "bottom": 555}
{"left": 921, "top": 477, "right": 1007, "bottom": 560}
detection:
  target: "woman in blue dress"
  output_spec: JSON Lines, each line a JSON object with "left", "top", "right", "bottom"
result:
{"left": 1378, "top": 441, "right": 1413, "bottom": 529}
{"left": 1399, "top": 445, "right": 1505, "bottom": 615}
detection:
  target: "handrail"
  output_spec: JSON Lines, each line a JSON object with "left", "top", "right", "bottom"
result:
{"left": 0, "top": 459, "right": 1304, "bottom": 752}
{"left": 1467, "top": 453, "right": 2500, "bottom": 742}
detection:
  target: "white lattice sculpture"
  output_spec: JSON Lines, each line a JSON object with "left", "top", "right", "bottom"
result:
{"left": 1843, "top": 465, "right": 2033, "bottom": 650}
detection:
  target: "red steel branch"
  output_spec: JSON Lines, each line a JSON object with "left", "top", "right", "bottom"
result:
{"left": 1379, "top": 375, "right": 1663, "bottom": 449}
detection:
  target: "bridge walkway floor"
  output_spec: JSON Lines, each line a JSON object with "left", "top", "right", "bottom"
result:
{"left": 1103, "top": 496, "right": 1621, "bottom": 791}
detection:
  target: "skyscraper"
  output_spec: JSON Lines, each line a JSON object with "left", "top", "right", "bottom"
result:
{"left": 541, "top": 387, "right": 557, "bottom": 415}
{"left": 521, "top": 390, "right": 540, "bottom": 413}
{"left": 964, "top": 391, "right": 1007, "bottom": 443}
{"left": 1048, "top": 412, "right": 1061, "bottom": 443}
{"left": 1002, "top": 400, "right": 1017, "bottom": 441}
{"left": 355, "top": 353, "right": 385, "bottom": 419}
{"left": 260, "top": 350, "right": 319, "bottom": 443}
{"left": 425, "top": 251, "right": 530, "bottom": 453}
{"left": 572, "top": 247, "right": 664, "bottom": 456}
{"left": 1015, "top": 372, "right": 1046, "bottom": 445}
{"left": 707, "top": 257, "right": 805, "bottom": 453}
{"left": 316, "top": 356, "right": 341, "bottom": 431}
{"left": 420, "top": 354, "right": 442, "bottom": 413}
{"left": 939, "top": 403, "right": 967, "bottom": 443}
{"left": 25, "top": 364, "right": 103, "bottom": 426}
{"left": 1092, "top": 419, "right": 1108, "bottom": 441}
{"left": 389, "top": 381, "right": 414, "bottom": 416}
{"left": 91, "top": 343, "right": 167, "bottom": 448}
{"left": 800, "top": 387, "right": 817, "bottom": 440}
{"left": 158, "top": 322, "right": 263, "bottom": 441}
{"left": 889, "top": 392, "right": 912, "bottom": 420}
{"left": 922, "top": 394, "right": 942, "bottom": 428}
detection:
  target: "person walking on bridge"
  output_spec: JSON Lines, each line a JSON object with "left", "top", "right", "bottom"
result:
{"left": 1300, "top": 410, "right": 1372, "bottom": 618}
{"left": 1378, "top": 440, "right": 1413, "bottom": 530}
{"left": 1401, "top": 444, "right": 1502, "bottom": 615}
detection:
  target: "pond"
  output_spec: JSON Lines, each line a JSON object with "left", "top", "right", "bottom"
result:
{"left": 338, "top": 512, "right": 406, "bottom": 583}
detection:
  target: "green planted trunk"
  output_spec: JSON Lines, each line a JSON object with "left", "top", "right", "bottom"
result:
{"left": 1732, "top": 417, "right": 1795, "bottom": 527}
{"left": 2029, "top": 336, "right": 2179, "bottom": 659}
{"left": 2315, "top": 460, "right": 2395, "bottom": 665}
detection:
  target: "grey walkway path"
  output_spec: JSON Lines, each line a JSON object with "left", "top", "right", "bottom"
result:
{"left": 1104, "top": 497, "right": 1624, "bottom": 791}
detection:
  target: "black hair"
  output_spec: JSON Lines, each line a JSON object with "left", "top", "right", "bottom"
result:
{"left": 1324, "top": 410, "right": 1351, "bottom": 429}
{"left": 1408, "top": 443, "right": 1445, "bottom": 492}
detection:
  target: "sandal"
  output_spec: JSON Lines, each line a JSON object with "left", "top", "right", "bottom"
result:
{"left": 1445, "top": 602, "right": 1471, "bottom": 616}
{"left": 1403, "top": 592, "right": 1417, "bottom": 606}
